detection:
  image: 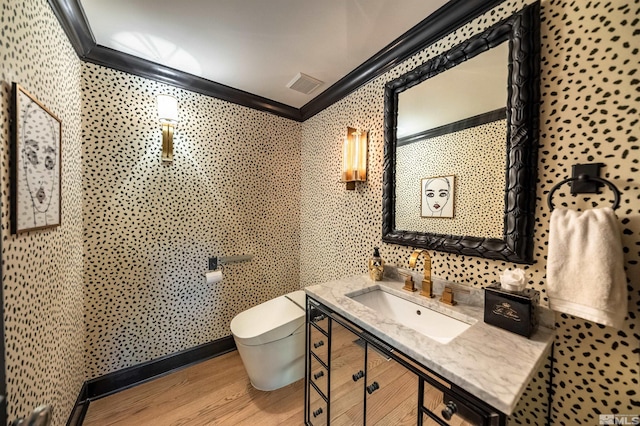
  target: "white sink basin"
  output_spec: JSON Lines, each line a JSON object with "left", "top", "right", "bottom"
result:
{"left": 347, "top": 288, "right": 472, "bottom": 344}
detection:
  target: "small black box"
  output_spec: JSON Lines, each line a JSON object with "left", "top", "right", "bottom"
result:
{"left": 484, "top": 284, "right": 539, "bottom": 338}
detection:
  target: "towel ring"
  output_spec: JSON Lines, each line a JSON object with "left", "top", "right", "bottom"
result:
{"left": 547, "top": 174, "right": 621, "bottom": 211}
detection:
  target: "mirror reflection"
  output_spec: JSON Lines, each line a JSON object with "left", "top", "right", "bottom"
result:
{"left": 397, "top": 43, "right": 509, "bottom": 138}
{"left": 394, "top": 42, "right": 509, "bottom": 238}
{"left": 382, "top": 2, "right": 539, "bottom": 263}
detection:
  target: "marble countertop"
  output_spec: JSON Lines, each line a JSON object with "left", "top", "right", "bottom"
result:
{"left": 304, "top": 273, "right": 555, "bottom": 415}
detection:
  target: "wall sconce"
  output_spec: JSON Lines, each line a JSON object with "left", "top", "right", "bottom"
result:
{"left": 342, "top": 127, "right": 368, "bottom": 190}
{"left": 157, "top": 94, "right": 178, "bottom": 164}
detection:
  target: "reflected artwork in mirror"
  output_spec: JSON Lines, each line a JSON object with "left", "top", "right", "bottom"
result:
{"left": 382, "top": 2, "right": 540, "bottom": 264}
{"left": 397, "top": 44, "right": 508, "bottom": 236}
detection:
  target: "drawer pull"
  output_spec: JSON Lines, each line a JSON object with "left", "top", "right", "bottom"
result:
{"left": 366, "top": 381, "right": 380, "bottom": 394}
{"left": 442, "top": 401, "right": 458, "bottom": 420}
{"left": 352, "top": 370, "right": 364, "bottom": 382}
{"left": 313, "top": 407, "right": 323, "bottom": 418}
{"left": 312, "top": 314, "right": 326, "bottom": 323}
{"left": 313, "top": 340, "right": 325, "bottom": 349}
{"left": 313, "top": 371, "right": 324, "bottom": 380}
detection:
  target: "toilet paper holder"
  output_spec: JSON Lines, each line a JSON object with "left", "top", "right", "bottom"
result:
{"left": 203, "top": 254, "right": 254, "bottom": 275}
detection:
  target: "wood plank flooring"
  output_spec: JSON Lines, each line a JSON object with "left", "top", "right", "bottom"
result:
{"left": 84, "top": 330, "right": 472, "bottom": 426}
{"left": 83, "top": 351, "right": 304, "bottom": 426}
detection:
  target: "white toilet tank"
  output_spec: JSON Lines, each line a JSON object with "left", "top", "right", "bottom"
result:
{"left": 230, "top": 290, "right": 306, "bottom": 391}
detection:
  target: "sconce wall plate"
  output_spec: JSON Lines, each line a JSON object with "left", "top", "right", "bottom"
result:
{"left": 161, "top": 123, "right": 174, "bottom": 164}
{"left": 157, "top": 94, "right": 178, "bottom": 165}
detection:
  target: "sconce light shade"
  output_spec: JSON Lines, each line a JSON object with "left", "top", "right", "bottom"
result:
{"left": 342, "top": 127, "right": 368, "bottom": 190}
{"left": 157, "top": 94, "right": 178, "bottom": 164}
{"left": 158, "top": 95, "right": 178, "bottom": 123}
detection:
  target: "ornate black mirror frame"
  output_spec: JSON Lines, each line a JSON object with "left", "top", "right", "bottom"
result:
{"left": 382, "top": 2, "right": 540, "bottom": 264}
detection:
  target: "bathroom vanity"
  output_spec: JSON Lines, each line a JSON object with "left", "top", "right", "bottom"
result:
{"left": 304, "top": 274, "right": 554, "bottom": 425}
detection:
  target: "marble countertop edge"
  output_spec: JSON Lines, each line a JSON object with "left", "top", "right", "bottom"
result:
{"left": 304, "top": 274, "right": 555, "bottom": 415}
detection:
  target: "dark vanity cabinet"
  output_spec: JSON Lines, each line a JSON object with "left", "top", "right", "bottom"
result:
{"left": 305, "top": 296, "right": 505, "bottom": 426}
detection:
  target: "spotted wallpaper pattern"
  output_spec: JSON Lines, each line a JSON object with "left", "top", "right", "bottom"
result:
{"left": 0, "top": 0, "right": 637, "bottom": 424}
{"left": 82, "top": 64, "right": 302, "bottom": 378}
{"left": 300, "top": 0, "right": 639, "bottom": 422}
{"left": 395, "top": 120, "right": 506, "bottom": 238}
{"left": 0, "top": 0, "right": 85, "bottom": 425}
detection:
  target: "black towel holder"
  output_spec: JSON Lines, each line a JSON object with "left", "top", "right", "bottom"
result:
{"left": 547, "top": 174, "right": 621, "bottom": 211}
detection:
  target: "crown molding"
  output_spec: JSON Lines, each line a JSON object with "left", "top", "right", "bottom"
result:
{"left": 85, "top": 45, "right": 302, "bottom": 120}
{"left": 48, "top": 0, "right": 504, "bottom": 123}
{"left": 299, "top": 0, "right": 504, "bottom": 121}
{"left": 47, "top": 0, "right": 95, "bottom": 57}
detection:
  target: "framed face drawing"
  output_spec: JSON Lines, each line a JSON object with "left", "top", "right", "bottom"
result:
{"left": 421, "top": 175, "right": 455, "bottom": 218}
{"left": 11, "top": 83, "right": 62, "bottom": 234}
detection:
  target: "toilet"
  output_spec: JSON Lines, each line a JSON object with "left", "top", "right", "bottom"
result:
{"left": 230, "top": 290, "right": 306, "bottom": 391}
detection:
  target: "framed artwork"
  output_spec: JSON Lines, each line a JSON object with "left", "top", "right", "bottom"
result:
{"left": 421, "top": 175, "right": 455, "bottom": 218}
{"left": 11, "top": 83, "right": 61, "bottom": 234}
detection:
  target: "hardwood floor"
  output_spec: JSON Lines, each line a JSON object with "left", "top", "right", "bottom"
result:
{"left": 84, "top": 330, "right": 471, "bottom": 426}
{"left": 83, "top": 351, "right": 305, "bottom": 426}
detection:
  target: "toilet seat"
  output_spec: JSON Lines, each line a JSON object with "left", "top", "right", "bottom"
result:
{"left": 230, "top": 290, "right": 305, "bottom": 346}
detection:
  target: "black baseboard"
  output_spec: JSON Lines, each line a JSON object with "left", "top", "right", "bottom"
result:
{"left": 87, "top": 336, "right": 236, "bottom": 399}
{"left": 66, "top": 382, "right": 88, "bottom": 426}
{"left": 67, "top": 336, "right": 236, "bottom": 424}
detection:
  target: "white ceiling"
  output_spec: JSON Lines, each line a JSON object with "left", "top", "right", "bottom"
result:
{"left": 80, "top": 0, "right": 450, "bottom": 108}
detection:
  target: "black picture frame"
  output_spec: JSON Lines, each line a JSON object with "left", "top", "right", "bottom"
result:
{"left": 382, "top": 2, "right": 540, "bottom": 264}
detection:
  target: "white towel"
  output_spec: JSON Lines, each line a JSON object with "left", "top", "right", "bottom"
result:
{"left": 547, "top": 207, "right": 627, "bottom": 329}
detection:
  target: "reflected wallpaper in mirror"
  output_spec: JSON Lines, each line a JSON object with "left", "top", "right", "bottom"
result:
{"left": 395, "top": 120, "right": 506, "bottom": 237}
{"left": 394, "top": 42, "right": 508, "bottom": 238}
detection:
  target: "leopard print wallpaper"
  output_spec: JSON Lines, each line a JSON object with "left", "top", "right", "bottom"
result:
{"left": 300, "top": 0, "right": 639, "bottom": 422}
{"left": 1, "top": 0, "right": 637, "bottom": 424}
{"left": 82, "top": 64, "right": 302, "bottom": 378}
{"left": 0, "top": 0, "right": 85, "bottom": 425}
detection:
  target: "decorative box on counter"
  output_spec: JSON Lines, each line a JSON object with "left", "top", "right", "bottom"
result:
{"left": 484, "top": 284, "right": 539, "bottom": 338}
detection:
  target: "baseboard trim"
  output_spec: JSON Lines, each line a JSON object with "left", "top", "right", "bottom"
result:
{"left": 87, "top": 336, "right": 237, "bottom": 399}
{"left": 66, "top": 336, "right": 236, "bottom": 424}
{"left": 66, "top": 382, "right": 88, "bottom": 426}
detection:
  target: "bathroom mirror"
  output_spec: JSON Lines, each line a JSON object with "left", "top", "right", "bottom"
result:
{"left": 382, "top": 2, "right": 540, "bottom": 264}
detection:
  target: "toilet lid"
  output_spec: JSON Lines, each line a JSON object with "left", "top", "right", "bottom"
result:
{"left": 285, "top": 289, "right": 306, "bottom": 310}
{"left": 230, "top": 290, "right": 306, "bottom": 346}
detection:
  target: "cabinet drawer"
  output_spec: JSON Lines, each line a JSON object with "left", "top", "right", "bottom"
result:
{"left": 310, "top": 356, "right": 328, "bottom": 397}
{"left": 308, "top": 302, "right": 330, "bottom": 334}
{"left": 308, "top": 387, "right": 328, "bottom": 426}
{"left": 310, "top": 325, "right": 329, "bottom": 363}
{"left": 422, "top": 379, "right": 490, "bottom": 425}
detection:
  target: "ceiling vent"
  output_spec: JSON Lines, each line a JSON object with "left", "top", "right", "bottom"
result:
{"left": 286, "top": 72, "right": 324, "bottom": 95}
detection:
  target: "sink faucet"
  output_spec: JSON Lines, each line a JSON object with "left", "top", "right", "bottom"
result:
{"left": 409, "top": 249, "right": 434, "bottom": 298}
